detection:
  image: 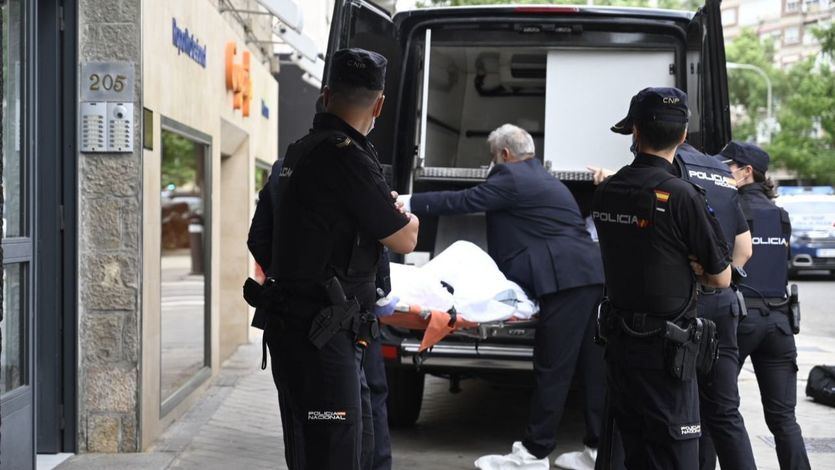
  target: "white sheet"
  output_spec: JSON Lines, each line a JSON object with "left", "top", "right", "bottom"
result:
{"left": 390, "top": 241, "right": 539, "bottom": 323}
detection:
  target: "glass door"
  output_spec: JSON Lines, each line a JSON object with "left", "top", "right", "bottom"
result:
{"left": 1, "top": 0, "right": 35, "bottom": 468}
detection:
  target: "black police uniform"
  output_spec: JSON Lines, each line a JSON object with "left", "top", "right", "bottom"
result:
{"left": 675, "top": 143, "right": 756, "bottom": 470}
{"left": 721, "top": 143, "right": 811, "bottom": 470}
{"left": 246, "top": 50, "right": 408, "bottom": 470}
{"left": 594, "top": 87, "right": 730, "bottom": 470}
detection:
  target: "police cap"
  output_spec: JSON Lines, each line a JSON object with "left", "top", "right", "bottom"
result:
{"left": 717, "top": 141, "right": 770, "bottom": 174}
{"left": 611, "top": 87, "right": 690, "bottom": 135}
{"left": 329, "top": 48, "right": 387, "bottom": 91}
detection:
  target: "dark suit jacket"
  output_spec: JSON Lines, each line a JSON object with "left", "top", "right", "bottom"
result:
{"left": 410, "top": 158, "right": 604, "bottom": 298}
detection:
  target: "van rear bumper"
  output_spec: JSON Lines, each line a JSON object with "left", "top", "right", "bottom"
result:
{"left": 393, "top": 338, "right": 534, "bottom": 372}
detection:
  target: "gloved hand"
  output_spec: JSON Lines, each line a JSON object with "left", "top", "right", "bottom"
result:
{"left": 374, "top": 295, "right": 399, "bottom": 318}
{"left": 396, "top": 194, "right": 412, "bottom": 213}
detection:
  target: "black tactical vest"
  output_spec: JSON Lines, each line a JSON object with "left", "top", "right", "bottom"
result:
{"left": 677, "top": 143, "right": 741, "bottom": 252}
{"left": 593, "top": 166, "right": 695, "bottom": 316}
{"left": 740, "top": 196, "right": 789, "bottom": 299}
{"left": 269, "top": 129, "right": 381, "bottom": 297}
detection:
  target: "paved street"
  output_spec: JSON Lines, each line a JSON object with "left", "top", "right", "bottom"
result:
{"left": 57, "top": 279, "right": 835, "bottom": 469}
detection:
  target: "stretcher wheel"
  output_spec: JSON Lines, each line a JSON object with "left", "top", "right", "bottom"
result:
{"left": 385, "top": 366, "right": 424, "bottom": 427}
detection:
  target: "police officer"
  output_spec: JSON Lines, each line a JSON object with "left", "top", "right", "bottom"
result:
{"left": 246, "top": 48, "right": 419, "bottom": 470}
{"left": 674, "top": 144, "right": 757, "bottom": 470}
{"left": 592, "top": 87, "right": 731, "bottom": 470}
{"left": 719, "top": 142, "right": 811, "bottom": 470}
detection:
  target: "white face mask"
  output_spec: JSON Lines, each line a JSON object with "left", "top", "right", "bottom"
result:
{"left": 366, "top": 116, "right": 376, "bottom": 135}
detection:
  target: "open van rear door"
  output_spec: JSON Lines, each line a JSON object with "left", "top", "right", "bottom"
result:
{"left": 688, "top": 0, "right": 731, "bottom": 154}
{"left": 324, "top": 1, "right": 401, "bottom": 167}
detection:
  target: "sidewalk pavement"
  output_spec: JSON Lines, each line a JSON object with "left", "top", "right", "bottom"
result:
{"left": 57, "top": 333, "right": 835, "bottom": 470}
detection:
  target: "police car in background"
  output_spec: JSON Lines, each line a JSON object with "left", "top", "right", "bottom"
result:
{"left": 777, "top": 192, "right": 835, "bottom": 278}
{"left": 323, "top": 0, "right": 731, "bottom": 426}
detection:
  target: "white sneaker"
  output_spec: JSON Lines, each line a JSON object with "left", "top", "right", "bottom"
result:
{"left": 474, "top": 442, "right": 550, "bottom": 470}
{"left": 553, "top": 446, "right": 597, "bottom": 470}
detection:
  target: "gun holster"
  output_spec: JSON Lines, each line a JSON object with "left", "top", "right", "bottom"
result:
{"left": 307, "top": 277, "right": 364, "bottom": 350}
{"left": 662, "top": 318, "right": 718, "bottom": 381}
{"left": 788, "top": 284, "right": 800, "bottom": 335}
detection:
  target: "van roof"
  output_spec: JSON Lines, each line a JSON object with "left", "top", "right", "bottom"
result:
{"left": 393, "top": 4, "right": 696, "bottom": 25}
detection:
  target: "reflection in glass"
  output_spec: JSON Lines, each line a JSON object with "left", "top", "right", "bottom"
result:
{"left": 1, "top": 264, "right": 26, "bottom": 395}
{"left": 2, "top": 0, "right": 24, "bottom": 237}
{"left": 160, "top": 130, "right": 208, "bottom": 401}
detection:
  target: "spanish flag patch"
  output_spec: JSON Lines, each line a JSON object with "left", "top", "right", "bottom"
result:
{"left": 654, "top": 190, "right": 671, "bottom": 203}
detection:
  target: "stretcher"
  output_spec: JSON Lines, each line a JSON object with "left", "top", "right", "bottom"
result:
{"left": 379, "top": 302, "right": 538, "bottom": 352}
{"left": 382, "top": 241, "right": 540, "bottom": 351}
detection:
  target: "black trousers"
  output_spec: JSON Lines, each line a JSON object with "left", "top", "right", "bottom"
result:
{"left": 522, "top": 284, "right": 605, "bottom": 459}
{"left": 363, "top": 338, "right": 392, "bottom": 470}
{"left": 737, "top": 305, "right": 811, "bottom": 470}
{"left": 696, "top": 288, "right": 756, "bottom": 470}
{"left": 605, "top": 329, "right": 701, "bottom": 470}
{"left": 266, "top": 322, "right": 369, "bottom": 470}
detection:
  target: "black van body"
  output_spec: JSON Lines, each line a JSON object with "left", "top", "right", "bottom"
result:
{"left": 323, "top": 0, "right": 731, "bottom": 426}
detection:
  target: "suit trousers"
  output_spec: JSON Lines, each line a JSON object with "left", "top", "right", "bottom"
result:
{"left": 696, "top": 288, "right": 757, "bottom": 470}
{"left": 522, "top": 284, "right": 605, "bottom": 459}
{"left": 737, "top": 307, "right": 810, "bottom": 470}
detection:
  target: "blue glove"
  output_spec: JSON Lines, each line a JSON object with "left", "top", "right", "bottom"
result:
{"left": 374, "top": 295, "right": 399, "bottom": 318}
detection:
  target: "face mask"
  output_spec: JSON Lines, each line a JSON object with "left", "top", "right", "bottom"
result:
{"left": 366, "top": 116, "right": 376, "bottom": 135}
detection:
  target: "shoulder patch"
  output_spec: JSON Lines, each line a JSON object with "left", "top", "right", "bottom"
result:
{"left": 334, "top": 136, "right": 353, "bottom": 148}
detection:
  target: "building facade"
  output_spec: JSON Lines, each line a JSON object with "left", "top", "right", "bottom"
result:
{"left": 0, "top": 0, "right": 291, "bottom": 468}
{"left": 722, "top": 0, "right": 833, "bottom": 68}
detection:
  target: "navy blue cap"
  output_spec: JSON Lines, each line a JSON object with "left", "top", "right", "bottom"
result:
{"left": 717, "top": 141, "right": 770, "bottom": 174}
{"left": 328, "top": 48, "right": 387, "bottom": 91}
{"left": 611, "top": 87, "right": 690, "bottom": 135}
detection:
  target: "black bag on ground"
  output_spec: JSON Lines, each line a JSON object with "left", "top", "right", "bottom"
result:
{"left": 806, "top": 365, "right": 835, "bottom": 407}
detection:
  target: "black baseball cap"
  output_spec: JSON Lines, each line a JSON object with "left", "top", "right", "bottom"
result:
{"left": 611, "top": 87, "right": 690, "bottom": 135}
{"left": 716, "top": 141, "right": 770, "bottom": 174}
{"left": 328, "top": 48, "right": 387, "bottom": 91}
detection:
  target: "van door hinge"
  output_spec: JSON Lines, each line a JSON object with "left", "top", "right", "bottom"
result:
{"left": 58, "top": 6, "right": 65, "bottom": 31}
{"left": 59, "top": 204, "right": 65, "bottom": 231}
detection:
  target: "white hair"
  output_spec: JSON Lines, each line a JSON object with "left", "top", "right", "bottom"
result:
{"left": 487, "top": 123, "right": 535, "bottom": 159}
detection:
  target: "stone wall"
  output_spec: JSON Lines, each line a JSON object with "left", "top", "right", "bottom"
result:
{"left": 77, "top": 0, "right": 143, "bottom": 453}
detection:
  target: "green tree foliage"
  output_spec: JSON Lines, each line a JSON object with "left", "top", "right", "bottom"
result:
{"left": 766, "top": 26, "right": 835, "bottom": 184}
{"left": 723, "top": 29, "right": 782, "bottom": 141}
{"left": 161, "top": 131, "right": 198, "bottom": 191}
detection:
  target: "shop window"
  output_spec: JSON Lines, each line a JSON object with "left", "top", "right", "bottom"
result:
{"left": 1, "top": 264, "right": 27, "bottom": 395}
{"left": 160, "top": 127, "right": 210, "bottom": 406}
{"left": 784, "top": 27, "right": 801, "bottom": 45}
{"left": 255, "top": 161, "right": 271, "bottom": 202}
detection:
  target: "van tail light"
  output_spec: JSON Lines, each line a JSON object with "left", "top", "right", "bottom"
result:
{"left": 514, "top": 6, "right": 580, "bottom": 14}
{"left": 381, "top": 344, "right": 399, "bottom": 362}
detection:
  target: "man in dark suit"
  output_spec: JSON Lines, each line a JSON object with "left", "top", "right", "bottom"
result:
{"left": 399, "top": 124, "right": 605, "bottom": 469}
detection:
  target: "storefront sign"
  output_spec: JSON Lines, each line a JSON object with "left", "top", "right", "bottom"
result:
{"left": 172, "top": 18, "right": 207, "bottom": 68}
{"left": 225, "top": 42, "right": 253, "bottom": 117}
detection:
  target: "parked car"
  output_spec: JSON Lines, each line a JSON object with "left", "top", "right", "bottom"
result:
{"left": 777, "top": 194, "right": 835, "bottom": 277}
{"left": 324, "top": 0, "right": 731, "bottom": 426}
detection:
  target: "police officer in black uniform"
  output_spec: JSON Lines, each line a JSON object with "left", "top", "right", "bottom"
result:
{"left": 719, "top": 142, "right": 811, "bottom": 470}
{"left": 674, "top": 144, "right": 757, "bottom": 470}
{"left": 593, "top": 87, "right": 731, "bottom": 470}
{"left": 246, "top": 48, "right": 419, "bottom": 470}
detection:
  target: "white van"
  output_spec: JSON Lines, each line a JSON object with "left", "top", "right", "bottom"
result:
{"left": 323, "top": 0, "right": 732, "bottom": 426}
